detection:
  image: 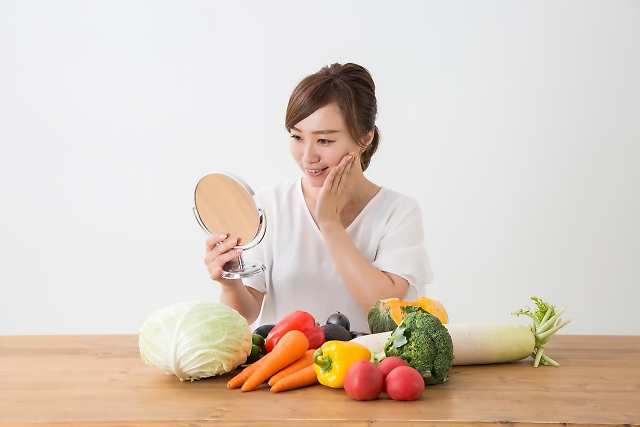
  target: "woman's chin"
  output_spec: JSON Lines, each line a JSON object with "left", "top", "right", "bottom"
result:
{"left": 302, "top": 174, "right": 327, "bottom": 187}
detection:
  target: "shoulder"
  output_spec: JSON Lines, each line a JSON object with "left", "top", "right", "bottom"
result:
{"left": 377, "top": 187, "right": 422, "bottom": 216}
{"left": 365, "top": 187, "right": 424, "bottom": 233}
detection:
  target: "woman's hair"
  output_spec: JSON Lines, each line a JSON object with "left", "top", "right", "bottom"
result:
{"left": 285, "top": 63, "right": 380, "bottom": 171}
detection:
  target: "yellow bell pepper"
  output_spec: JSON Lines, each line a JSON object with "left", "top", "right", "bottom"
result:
{"left": 313, "top": 340, "right": 371, "bottom": 388}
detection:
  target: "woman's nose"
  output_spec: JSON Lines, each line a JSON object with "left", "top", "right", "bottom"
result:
{"left": 302, "top": 141, "right": 319, "bottom": 163}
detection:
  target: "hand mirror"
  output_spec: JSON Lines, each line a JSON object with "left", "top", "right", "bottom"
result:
{"left": 193, "top": 173, "right": 266, "bottom": 279}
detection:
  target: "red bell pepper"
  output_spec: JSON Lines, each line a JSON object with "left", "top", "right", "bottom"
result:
{"left": 265, "top": 310, "right": 326, "bottom": 352}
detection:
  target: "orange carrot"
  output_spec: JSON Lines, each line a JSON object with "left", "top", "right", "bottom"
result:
{"left": 270, "top": 364, "right": 319, "bottom": 393}
{"left": 268, "top": 349, "right": 315, "bottom": 386}
{"left": 241, "top": 330, "right": 309, "bottom": 392}
{"left": 227, "top": 355, "right": 268, "bottom": 389}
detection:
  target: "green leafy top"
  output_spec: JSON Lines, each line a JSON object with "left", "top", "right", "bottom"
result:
{"left": 512, "top": 296, "right": 572, "bottom": 368}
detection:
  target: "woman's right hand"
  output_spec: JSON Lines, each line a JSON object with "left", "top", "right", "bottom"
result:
{"left": 204, "top": 232, "right": 242, "bottom": 282}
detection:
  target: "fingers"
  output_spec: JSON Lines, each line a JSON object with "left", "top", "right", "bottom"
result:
{"left": 323, "top": 165, "right": 338, "bottom": 191}
{"left": 333, "top": 152, "right": 355, "bottom": 190}
{"left": 206, "top": 247, "right": 242, "bottom": 280}
{"left": 343, "top": 152, "right": 355, "bottom": 177}
{"left": 205, "top": 232, "right": 229, "bottom": 252}
{"left": 321, "top": 152, "right": 355, "bottom": 194}
{"left": 204, "top": 233, "right": 242, "bottom": 281}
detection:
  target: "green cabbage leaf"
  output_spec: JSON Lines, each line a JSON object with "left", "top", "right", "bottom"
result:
{"left": 139, "top": 301, "right": 252, "bottom": 381}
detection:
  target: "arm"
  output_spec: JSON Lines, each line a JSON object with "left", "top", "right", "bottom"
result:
{"left": 204, "top": 233, "right": 264, "bottom": 324}
{"left": 320, "top": 222, "right": 409, "bottom": 313}
{"left": 218, "top": 278, "right": 264, "bottom": 325}
{"left": 315, "top": 153, "right": 410, "bottom": 313}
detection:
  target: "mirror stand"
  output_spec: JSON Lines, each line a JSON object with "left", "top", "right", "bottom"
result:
{"left": 219, "top": 256, "right": 266, "bottom": 280}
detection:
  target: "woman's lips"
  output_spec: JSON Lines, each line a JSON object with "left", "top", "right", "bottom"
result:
{"left": 305, "top": 167, "right": 328, "bottom": 177}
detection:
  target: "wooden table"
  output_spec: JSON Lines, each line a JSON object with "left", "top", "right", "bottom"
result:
{"left": 1, "top": 334, "right": 638, "bottom": 426}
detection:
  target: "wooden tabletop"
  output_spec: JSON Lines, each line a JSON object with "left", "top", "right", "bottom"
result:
{"left": 1, "top": 334, "right": 638, "bottom": 426}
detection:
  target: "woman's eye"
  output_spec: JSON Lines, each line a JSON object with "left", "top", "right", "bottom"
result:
{"left": 317, "top": 139, "right": 332, "bottom": 145}
{"left": 290, "top": 134, "right": 302, "bottom": 141}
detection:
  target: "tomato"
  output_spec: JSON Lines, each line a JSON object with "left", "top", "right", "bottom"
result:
{"left": 377, "top": 356, "right": 409, "bottom": 392}
{"left": 384, "top": 366, "right": 425, "bottom": 401}
{"left": 343, "top": 360, "right": 383, "bottom": 401}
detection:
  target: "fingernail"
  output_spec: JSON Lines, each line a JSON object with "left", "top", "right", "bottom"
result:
{"left": 236, "top": 249, "right": 242, "bottom": 254}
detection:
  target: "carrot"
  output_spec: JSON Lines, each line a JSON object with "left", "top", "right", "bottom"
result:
{"left": 227, "top": 355, "right": 268, "bottom": 389}
{"left": 267, "top": 349, "right": 315, "bottom": 386}
{"left": 270, "top": 364, "right": 318, "bottom": 393}
{"left": 241, "top": 330, "right": 309, "bottom": 392}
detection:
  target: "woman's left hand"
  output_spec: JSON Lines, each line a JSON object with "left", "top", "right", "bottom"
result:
{"left": 315, "top": 152, "right": 356, "bottom": 230}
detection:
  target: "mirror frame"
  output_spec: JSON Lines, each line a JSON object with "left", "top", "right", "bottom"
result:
{"left": 193, "top": 172, "right": 267, "bottom": 279}
{"left": 193, "top": 172, "right": 266, "bottom": 250}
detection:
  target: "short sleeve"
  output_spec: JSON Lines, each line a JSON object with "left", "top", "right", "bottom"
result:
{"left": 371, "top": 200, "right": 433, "bottom": 299}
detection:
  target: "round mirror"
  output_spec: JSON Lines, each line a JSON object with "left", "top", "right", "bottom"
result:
{"left": 193, "top": 172, "right": 266, "bottom": 279}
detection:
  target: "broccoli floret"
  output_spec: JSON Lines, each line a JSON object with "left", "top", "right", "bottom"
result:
{"left": 383, "top": 311, "right": 454, "bottom": 385}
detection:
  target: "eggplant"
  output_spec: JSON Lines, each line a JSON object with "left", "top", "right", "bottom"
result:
{"left": 321, "top": 324, "right": 352, "bottom": 341}
{"left": 253, "top": 324, "right": 275, "bottom": 339}
{"left": 326, "top": 312, "right": 351, "bottom": 331}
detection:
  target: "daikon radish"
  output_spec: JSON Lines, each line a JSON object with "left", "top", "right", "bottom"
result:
{"left": 444, "top": 323, "right": 534, "bottom": 365}
{"left": 351, "top": 331, "right": 392, "bottom": 363}
{"left": 352, "top": 297, "right": 571, "bottom": 367}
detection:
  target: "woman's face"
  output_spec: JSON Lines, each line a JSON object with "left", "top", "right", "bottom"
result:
{"left": 289, "top": 102, "right": 363, "bottom": 187}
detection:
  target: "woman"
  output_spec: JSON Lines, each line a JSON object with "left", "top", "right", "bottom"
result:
{"left": 204, "top": 63, "right": 433, "bottom": 332}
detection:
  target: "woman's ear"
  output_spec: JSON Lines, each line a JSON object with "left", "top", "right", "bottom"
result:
{"left": 361, "top": 129, "right": 375, "bottom": 152}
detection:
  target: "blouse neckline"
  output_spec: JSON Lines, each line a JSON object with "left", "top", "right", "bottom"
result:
{"left": 296, "top": 178, "right": 385, "bottom": 234}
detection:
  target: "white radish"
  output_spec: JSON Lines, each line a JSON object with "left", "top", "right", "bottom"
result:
{"left": 351, "top": 324, "right": 533, "bottom": 365}
{"left": 444, "top": 323, "right": 534, "bottom": 365}
{"left": 351, "top": 331, "right": 392, "bottom": 358}
{"left": 352, "top": 298, "right": 571, "bottom": 367}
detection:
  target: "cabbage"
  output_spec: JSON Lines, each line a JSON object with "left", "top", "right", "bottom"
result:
{"left": 139, "top": 301, "right": 252, "bottom": 381}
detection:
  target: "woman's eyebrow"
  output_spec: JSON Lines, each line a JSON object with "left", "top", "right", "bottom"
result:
{"left": 312, "top": 130, "right": 340, "bottom": 135}
{"left": 290, "top": 126, "right": 340, "bottom": 135}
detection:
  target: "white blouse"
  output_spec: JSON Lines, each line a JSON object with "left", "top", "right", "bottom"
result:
{"left": 243, "top": 178, "right": 433, "bottom": 333}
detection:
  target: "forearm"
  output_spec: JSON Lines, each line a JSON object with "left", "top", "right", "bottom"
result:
{"left": 217, "top": 278, "right": 262, "bottom": 324}
{"left": 320, "top": 222, "right": 409, "bottom": 312}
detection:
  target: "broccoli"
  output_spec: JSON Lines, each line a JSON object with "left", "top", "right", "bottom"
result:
{"left": 383, "top": 310, "right": 454, "bottom": 385}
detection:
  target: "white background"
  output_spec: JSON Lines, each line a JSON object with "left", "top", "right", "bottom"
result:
{"left": 1, "top": 1, "right": 638, "bottom": 336}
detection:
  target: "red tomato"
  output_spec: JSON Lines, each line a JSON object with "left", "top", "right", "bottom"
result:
{"left": 385, "top": 366, "right": 425, "bottom": 401}
{"left": 343, "top": 360, "right": 383, "bottom": 401}
{"left": 377, "top": 356, "right": 409, "bottom": 392}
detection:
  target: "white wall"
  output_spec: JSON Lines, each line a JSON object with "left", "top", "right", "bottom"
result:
{"left": 1, "top": 1, "right": 638, "bottom": 336}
